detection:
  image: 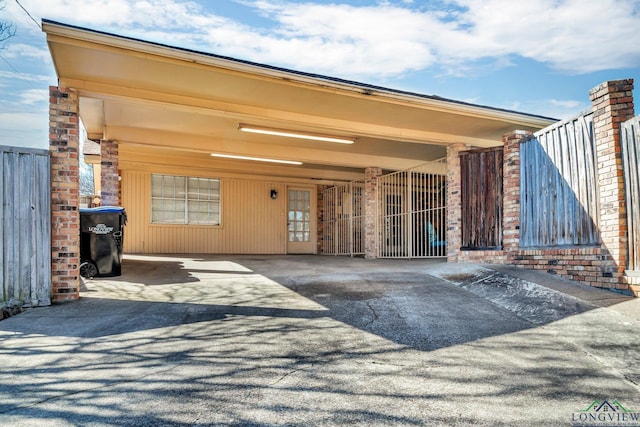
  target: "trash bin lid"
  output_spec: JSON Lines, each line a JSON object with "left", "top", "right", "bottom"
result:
{"left": 80, "top": 206, "right": 125, "bottom": 214}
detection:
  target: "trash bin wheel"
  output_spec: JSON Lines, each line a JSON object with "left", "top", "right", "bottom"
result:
{"left": 80, "top": 261, "right": 98, "bottom": 279}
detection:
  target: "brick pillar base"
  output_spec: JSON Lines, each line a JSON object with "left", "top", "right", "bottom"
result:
{"left": 49, "top": 86, "right": 80, "bottom": 302}
{"left": 100, "top": 139, "right": 120, "bottom": 206}
{"left": 364, "top": 167, "right": 382, "bottom": 259}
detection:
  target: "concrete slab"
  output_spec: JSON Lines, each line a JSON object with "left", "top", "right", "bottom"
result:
{"left": 1, "top": 255, "right": 639, "bottom": 426}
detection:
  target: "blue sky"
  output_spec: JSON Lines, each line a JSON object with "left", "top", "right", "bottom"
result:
{"left": 1, "top": 0, "right": 639, "bottom": 148}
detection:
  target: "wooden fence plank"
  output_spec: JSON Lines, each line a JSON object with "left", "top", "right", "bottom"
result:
{"left": 0, "top": 146, "right": 51, "bottom": 308}
{"left": 520, "top": 111, "right": 599, "bottom": 248}
{"left": 0, "top": 152, "right": 3, "bottom": 306}
{"left": 460, "top": 148, "right": 503, "bottom": 250}
{"left": 622, "top": 116, "right": 640, "bottom": 272}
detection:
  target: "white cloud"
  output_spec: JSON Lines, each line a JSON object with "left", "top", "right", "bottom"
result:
{"left": 550, "top": 99, "right": 582, "bottom": 109}
{"left": 6, "top": 0, "right": 640, "bottom": 79}
{"left": 0, "top": 112, "right": 48, "bottom": 148}
{"left": 19, "top": 88, "right": 48, "bottom": 105}
{"left": 2, "top": 43, "right": 50, "bottom": 61}
{"left": 449, "top": 0, "right": 640, "bottom": 73}
{"left": 0, "top": 70, "right": 50, "bottom": 81}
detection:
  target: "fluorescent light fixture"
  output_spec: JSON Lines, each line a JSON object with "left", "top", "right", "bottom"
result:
{"left": 210, "top": 153, "right": 302, "bottom": 165}
{"left": 238, "top": 123, "right": 354, "bottom": 144}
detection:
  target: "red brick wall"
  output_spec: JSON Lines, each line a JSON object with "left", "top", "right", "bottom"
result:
{"left": 504, "top": 125, "right": 631, "bottom": 293}
{"left": 49, "top": 86, "right": 80, "bottom": 302}
{"left": 590, "top": 79, "right": 635, "bottom": 291}
{"left": 513, "top": 248, "right": 626, "bottom": 291}
{"left": 445, "top": 143, "right": 466, "bottom": 262}
{"left": 447, "top": 80, "right": 637, "bottom": 295}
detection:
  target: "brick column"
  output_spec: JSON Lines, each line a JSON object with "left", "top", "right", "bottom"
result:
{"left": 364, "top": 167, "right": 382, "bottom": 259}
{"left": 590, "top": 79, "right": 635, "bottom": 286}
{"left": 445, "top": 143, "right": 469, "bottom": 262}
{"left": 49, "top": 86, "right": 80, "bottom": 302}
{"left": 100, "top": 139, "right": 120, "bottom": 206}
{"left": 502, "top": 130, "right": 531, "bottom": 257}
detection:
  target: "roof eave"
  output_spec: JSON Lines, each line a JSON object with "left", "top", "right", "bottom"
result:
{"left": 42, "top": 19, "right": 556, "bottom": 129}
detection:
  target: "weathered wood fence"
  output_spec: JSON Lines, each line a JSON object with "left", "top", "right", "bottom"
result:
{"left": 459, "top": 147, "right": 504, "bottom": 249}
{"left": 519, "top": 111, "right": 600, "bottom": 248}
{"left": 0, "top": 146, "right": 51, "bottom": 308}
{"left": 622, "top": 115, "right": 640, "bottom": 272}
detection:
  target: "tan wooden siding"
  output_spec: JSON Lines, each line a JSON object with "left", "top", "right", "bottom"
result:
{"left": 122, "top": 171, "right": 296, "bottom": 254}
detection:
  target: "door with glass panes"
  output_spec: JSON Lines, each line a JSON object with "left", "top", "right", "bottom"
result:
{"left": 287, "top": 187, "right": 317, "bottom": 254}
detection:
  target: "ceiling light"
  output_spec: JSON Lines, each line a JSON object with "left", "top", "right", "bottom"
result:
{"left": 238, "top": 124, "right": 354, "bottom": 144}
{"left": 210, "top": 153, "right": 302, "bottom": 165}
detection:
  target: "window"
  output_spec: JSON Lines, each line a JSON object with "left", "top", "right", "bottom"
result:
{"left": 151, "top": 174, "right": 221, "bottom": 225}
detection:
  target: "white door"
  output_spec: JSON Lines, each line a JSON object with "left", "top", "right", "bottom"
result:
{"left": 287, "top": 187, "right": 316, "bottom": 254}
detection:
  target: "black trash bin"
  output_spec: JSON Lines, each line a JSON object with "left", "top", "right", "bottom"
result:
{"left": 79, "top": 206, "right": 127, "bottom": 278}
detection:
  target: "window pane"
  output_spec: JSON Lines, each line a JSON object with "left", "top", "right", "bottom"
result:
{"left": 151, "top": 175, "right": 163, "bottom": 197}
{"left": 152, "top": 174, "right": 221, "bottom": 225}
{"left": 175, "top": 177, "right": 186, "bottom": 198}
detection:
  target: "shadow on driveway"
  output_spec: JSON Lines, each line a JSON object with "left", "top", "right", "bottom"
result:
{"left": 1, "top": 254, "right": 638, "bottom": 426}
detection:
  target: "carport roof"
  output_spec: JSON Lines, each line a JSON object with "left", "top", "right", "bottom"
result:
{"left": 43, "top": 19, "right": 556, "bottom": 181}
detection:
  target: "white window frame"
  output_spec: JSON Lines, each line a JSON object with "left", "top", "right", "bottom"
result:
{"left": 151, "top": 174, "right": 221, "bottom": 226}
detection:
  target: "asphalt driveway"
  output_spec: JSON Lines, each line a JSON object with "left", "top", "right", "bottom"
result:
{"left": 1, "top": 255, "right": 639, "bottom": 426}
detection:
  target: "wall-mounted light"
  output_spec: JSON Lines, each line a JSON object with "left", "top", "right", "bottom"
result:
{"left": 210, "top": 153, "right": 302, "bottom": 165}
{"left": 270, "top": 189, "right": 278, "bottom": 199}
{"left": 238, "top": 123, "right": 355, "bottom": 144}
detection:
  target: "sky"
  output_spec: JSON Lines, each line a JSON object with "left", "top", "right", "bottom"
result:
{"left": 0, "top": 0, "right": 639, "bottom": 149}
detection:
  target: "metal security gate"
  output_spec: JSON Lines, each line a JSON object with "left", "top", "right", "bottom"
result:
{"left": 322, "top": 180, "right": 365, "bottom": 256}
{"left": 622, "top": 115, "right": 640, "bottom": 273}
{"left": 0, "top": 146, "right": 51, "bottom": 308}
{"left": 377, "top": 161, "right": 447, "bottom": 258}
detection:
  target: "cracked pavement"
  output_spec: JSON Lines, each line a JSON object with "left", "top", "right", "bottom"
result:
{"left": 1, "top": 255, "right": 639, "bottom": 426}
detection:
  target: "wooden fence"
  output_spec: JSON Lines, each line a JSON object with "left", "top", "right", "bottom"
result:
{"left": 459, "top": 148, "right": 504, "bottom": 250}
{"left": 622, "top": 115, "right": 640, "bottom": 272}
{"left": 519, "top": 111, "right": 600, "bottom": 248}
{"left": 0, "top": 146, "right": 51, "bottom": 308}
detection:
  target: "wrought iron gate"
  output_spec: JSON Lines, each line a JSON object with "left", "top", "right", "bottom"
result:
{"left": 322, "top": 180, "right": 365, "bottom": 256}
{"left": 377, "top": 161, "right": 447, "bottom": 258}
